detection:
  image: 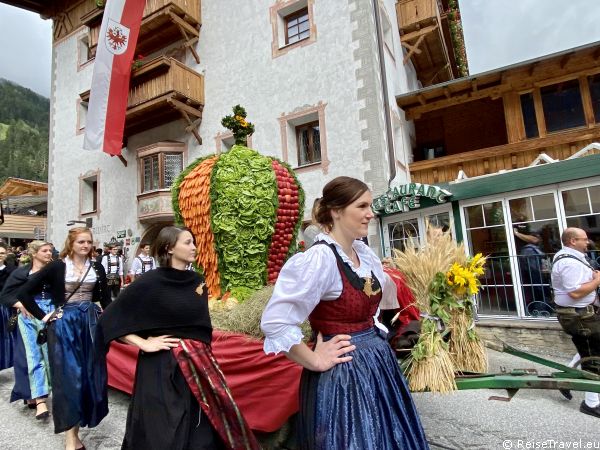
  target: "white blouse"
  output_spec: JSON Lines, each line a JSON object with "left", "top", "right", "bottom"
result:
{"left": 64, "top": 257, "right": 97, "bottom": 283}
{"left": 261, "top": 233, "right": 385, "bottom": 354}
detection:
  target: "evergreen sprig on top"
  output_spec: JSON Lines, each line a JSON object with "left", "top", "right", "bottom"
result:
{"left": 221, "top": 105, "right": 255, "bottom": 145}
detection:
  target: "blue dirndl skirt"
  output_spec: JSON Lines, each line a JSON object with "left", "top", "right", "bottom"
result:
{"left": 11, "top": 296, "right": 53, "bottom": 402}
{"left": 47, "top": 300, "right": 108, "bottom": 434}
{"left": 299, "top": 327, "right": 429, "bottom": 450}
{"left": 0, "top": 305, "right": 15, "bottom": 370}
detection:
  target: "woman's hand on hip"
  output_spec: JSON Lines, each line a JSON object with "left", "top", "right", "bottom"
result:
{"left": 13, "top": 301, "right": 33, "bottom": 319}
{"left": 311, "top": 333, "right": 356, "bottom": 372}
{"left": 140, "top": 335, "right": 180, "bottom": 353}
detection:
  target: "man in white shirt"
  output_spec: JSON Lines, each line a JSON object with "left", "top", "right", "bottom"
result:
{"left": 128, "top": 243, "right": 156, "bottom": 282}
{"left": 102, "top": 245, "right": 124, "bottom": 300}
{"left": 552, "top": 227, "right": 600, "bottom": 418}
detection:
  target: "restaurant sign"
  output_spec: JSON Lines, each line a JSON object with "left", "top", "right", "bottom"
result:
{"left": 372, "top": 183, "right": 451, "bottom": 214}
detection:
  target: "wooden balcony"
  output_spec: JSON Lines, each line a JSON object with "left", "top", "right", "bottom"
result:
{"left": 137, "top": 190, "right": 174, "bottom": 223}
{"left": 410, "top": 126, "right": 600, "bottom": 184}
{"left": 81, "top": 56, "right": 204, "bottom": 141}
{"left": 396, "top": 0, "right": 454, "bottom": 86}
{"left": 84, "top": 0, "right": 201, "bottom": 63}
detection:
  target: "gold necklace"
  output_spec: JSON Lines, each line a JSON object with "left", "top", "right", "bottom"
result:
{"left": 73, "top": 260, "right": 86, "bottom": 274}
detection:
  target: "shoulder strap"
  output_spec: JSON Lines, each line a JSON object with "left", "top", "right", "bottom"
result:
{"left": 553, "top": 253, "right": 594, "bottom": 270}
{"left": 312, "top": 240, "right": 381, "bottom": 292}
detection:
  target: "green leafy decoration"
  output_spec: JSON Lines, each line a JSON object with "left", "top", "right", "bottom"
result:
{"left": 221, "top": 105, "right": 255, "bottom": 145}
{"left": 210, "top": 145, "right": 277, "bottom": 291}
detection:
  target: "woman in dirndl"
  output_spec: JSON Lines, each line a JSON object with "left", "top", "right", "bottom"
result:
{"left": 97, "top": 226, "right": 259, "bottom": 450}
{"left": 0, "top": 242, "right": 16, "bottom": 371}
{"left": 261, "top": 176, "right": 429, "bottom": 450}
{"left": 16, "top": 227, "right": 111, "bottom": 450}
{"left": 1, "top": 240, "right": 54, "bottom": 419}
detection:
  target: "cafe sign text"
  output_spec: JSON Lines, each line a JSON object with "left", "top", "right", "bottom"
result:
{"left": 372, "top": 183, "right": 451, "bottom": 214}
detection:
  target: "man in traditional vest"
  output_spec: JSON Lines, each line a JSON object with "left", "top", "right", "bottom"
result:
{"left": 552, "top": 227, "right": 600, "bottom": 418}
{"left": 102, "top": 244, "right": 124, "bottom": 299}
{"left": 128, "top": 242, "right": 156, "bottom": 282}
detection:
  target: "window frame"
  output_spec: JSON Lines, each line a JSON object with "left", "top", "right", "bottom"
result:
{"left": 270, "top": 0, "right": 316, "bottom": 59}
{"left": 284, "top": 7, "right": 310, "bottom": 45}
{"left": 518, "top": 74, "right": 598, "bottom": 140}
{"left": 140, "top": 152, "right": 183, "bottom": 193}
{"left": 278, "top": 101, "right": 329, "bottom": 174}
{"left": 136, "top": 142, "right": 187, "bottom": 195}
{"left": 79, "top": 170, "right": 100, "bottom": 217}
{"left": 295, "top": 120, "right": 321, "bottom": 167}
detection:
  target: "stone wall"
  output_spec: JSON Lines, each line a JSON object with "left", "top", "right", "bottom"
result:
{"left": 477, "top": 319, "right": 577, "bottom": 358}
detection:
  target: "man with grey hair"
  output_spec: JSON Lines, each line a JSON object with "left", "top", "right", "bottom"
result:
{"left": 552, "top": 227, "right": 600, "bottom": 417}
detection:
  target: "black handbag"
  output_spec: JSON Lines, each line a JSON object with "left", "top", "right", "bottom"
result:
{"left": 37, "top": 263, "right": 93, "bottom": 345}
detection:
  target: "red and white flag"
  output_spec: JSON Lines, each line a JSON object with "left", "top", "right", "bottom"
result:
{"left": 83, "top": 0, "right": 146, "bottom": 156}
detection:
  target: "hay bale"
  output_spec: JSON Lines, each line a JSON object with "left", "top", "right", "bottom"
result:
{"left": 211, "top": 285, "right": 312, "bottom": 340}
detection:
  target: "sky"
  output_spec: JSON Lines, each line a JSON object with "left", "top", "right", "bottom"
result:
{"left": 0, "top": 3, "right": 52, "bottom": 97}
{"left": 459, "top": 0, "right": 600, "bottom": 75}
{"left": 1, "top": 0, "right": 600, "bottom": 98}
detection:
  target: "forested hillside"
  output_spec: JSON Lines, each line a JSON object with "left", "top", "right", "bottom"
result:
{"left": 0, "top": 79, "right": 49, "bottom": 183}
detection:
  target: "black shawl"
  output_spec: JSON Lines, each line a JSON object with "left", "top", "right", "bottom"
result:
{"left": 97, "top": 267, "right": 212, "bottom": 350}
{"left": 0, "top": 264, "right": 16, "bottom": 292}
{"left": 0, "top": 264, "right": 31, "bottom": 307}
{"left": 16, "top": 259, "right": 111, "bottom": 320}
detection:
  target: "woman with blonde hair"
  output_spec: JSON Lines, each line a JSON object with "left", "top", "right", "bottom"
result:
{"left": 1, "top": 240, "right": 54, "bottom": 419}
{"left": 17, "top": 228, "right": 111, "bottom": 450}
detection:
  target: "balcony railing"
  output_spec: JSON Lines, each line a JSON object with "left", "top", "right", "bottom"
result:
{"left": 81, "top": 56, "right": 204, "bottom": 139}
{"left": 396, "top": 0, "right": 454, "bottom": 85}
{"left": 409, "top": 126, "right": 600, "bottom": 184}
{"left": 396, "top": 0, "right": 442, "bottom": 30}
{"left": 84, "top": 0, "right": 201, "bottom": 62}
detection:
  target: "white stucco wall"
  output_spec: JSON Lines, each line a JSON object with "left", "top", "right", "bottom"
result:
{"left": 47, "top": 0, "right": 420, "bottom": 262}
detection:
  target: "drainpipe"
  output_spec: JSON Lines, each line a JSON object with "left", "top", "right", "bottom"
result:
{"left": 378, "top": 214, "right": 386, "bottom": 257}
{"left": 372, "top": 0, "right": 396, "bottom": 186}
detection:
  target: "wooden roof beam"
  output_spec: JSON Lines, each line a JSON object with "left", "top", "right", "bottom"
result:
{"left": 528, "top": 62, "right": 539, "bottom": 77}
{"left": 402, "top": 83, "right": 510, "bottom": 120}
{"left": 401, "top": 24, "right": 439, "bottom": 43}
{"left": 471, "top": 79, "right": 478, "bottom": 92}
{"left": 559, "top": 53, "right": 572, "bottom": 69}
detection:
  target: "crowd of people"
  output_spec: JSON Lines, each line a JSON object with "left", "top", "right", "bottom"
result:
{"left": 0, "top": 176, "right": 430, "bottom": 450}
{"left": 0, "top": 175, "right": 598, "bottom": 449}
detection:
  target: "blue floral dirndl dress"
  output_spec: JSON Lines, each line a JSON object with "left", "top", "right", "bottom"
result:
{"left": 299, "top": 248, "right": 429, "bottom": 450}
{"left": 47, "top": 279, "right": 108, "bottom": 434}
{"left": 11, "top": 285, "right": 54, "bottom": 402}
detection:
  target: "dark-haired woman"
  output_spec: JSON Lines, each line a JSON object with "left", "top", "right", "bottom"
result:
{"left": 17, "top": 227, "right": 111, "bottom": 450}
{"left": 97, "top": 226, "right": 259, "bottom": 450}
{"left": 261, "top": 176, "right": 429, "bottom": 450}
{"left": 1, "top": 241, "right": 54, "bottom": 420}
{"left": 0, "top": 243, "right": 16, "bottom": 371}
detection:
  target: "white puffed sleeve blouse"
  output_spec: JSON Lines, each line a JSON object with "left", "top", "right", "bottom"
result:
{"left": 260, "top": 233, "right": 385, "bottom": 354}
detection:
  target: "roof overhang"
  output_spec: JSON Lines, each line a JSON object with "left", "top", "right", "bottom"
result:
{"left": 0, "top": 0, "right": 72, "bottom": 18}
{"left": 397, "top": 40, "right": 600, "bottom": 119}
{"left": 0, "top": 177, "right": 48, "bottom": 198}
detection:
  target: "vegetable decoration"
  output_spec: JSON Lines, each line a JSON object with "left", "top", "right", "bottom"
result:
{"left": 172, "top": 106, "right": 305, "bottom": 300}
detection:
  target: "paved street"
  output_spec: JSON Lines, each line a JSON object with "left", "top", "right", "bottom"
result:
{"left": 0, "top": 349, "right": 599, "bottom": 449}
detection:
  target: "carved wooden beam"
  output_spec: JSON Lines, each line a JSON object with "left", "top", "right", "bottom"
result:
{"left": 171, "top": 12, "right": 201, "bottom": 64}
